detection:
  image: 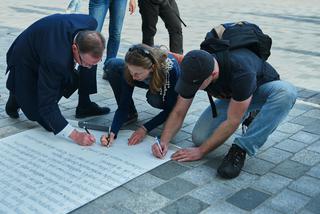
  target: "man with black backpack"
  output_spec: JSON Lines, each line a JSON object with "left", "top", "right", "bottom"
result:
{"left": 152, "top": 34, "right": 297, "bottom": 178}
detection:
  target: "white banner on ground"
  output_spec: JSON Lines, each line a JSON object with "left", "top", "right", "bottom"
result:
{"left": 0, "top": 127, "right": 174, "bottom": 214}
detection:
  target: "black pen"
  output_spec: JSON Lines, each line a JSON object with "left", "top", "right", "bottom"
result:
{"left": 84, "top": 127, "right": 91, "bottom": 135}
{"left": 106, "top": 126, "right": 111, "bottom": 145}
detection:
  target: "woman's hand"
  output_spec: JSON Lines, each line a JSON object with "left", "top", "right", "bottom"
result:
{"left": 100, "top": 132, "right": 115, "bottom": 147}
{"left": 128, "top": 126, "right": 147, "bottom": 145}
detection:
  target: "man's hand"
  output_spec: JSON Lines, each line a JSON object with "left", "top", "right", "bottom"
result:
{"left": 100, "top": 132, "right": 115, "bottom": 147}
{"left": 128, "top": 127, "right": 146, "bottom": 145}
{"left": 69, "top": 129, "right": 95, "bottom": 146}
{"left": 171, "top": 148, "right": 204, "bottom": 162}
{"left": 152, "top": 142, "right": 169, "bottom": 159}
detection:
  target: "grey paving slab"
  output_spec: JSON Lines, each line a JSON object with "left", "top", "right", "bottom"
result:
{"left": 294, "top": 103, "right": 316, "bottom": 111}
{"left": 289, "top": 131, "right": 320, "bottom": 145}
{"left": 266, "top": 189, "right": 310, "bottom": 214}
{"left": 291, "top": 150, "right": 320, "bottom": 166}
{"left": 307, "top": 140, "right": 320, "bottom": 154}
{"left": 123, "top": 173, "right": 165, "bottom": 194}
{"left": 153, "top": 177, "right": 197, "bottom": 200}
{"left": 257, "top": 147, "right": 292, "bottom": 164}
{"left": 70, "top": 205, "right": 104, "bottom": 214}
{"left": 78, "top": 187, "right": 135, "bottom": 211}
{"left": 288, "top": 176, "right": 320, "bottom": 197}
{"left": 220, "top": 172, "right": 259, "bottom": 191}
{"left": 200, "top": 201, "right": 248, "bottom": 214}
{"left": 226, "top": 187, "right": 271, "bottom": 211}
{"left": 290, "top": 115, "right": 318, "bottom": 126}
{"left": 119, "top": 191, "right": 170, "bottom": 214}
{"left": 277, "top": 122, "right": 304, "bottom": 134}
{"left": 149, "top": 161, "right": 190, "bottom": 180}
{"left": 161, "top": 195, "right": 209, "bottom": 214}
{"left": 308, "top": 94, "right": 320, "bottom": 105}
{"left": 304, "top": 193, "right": 320, "bottom": 214}
{"left": 303, "top": 109, "right": 320, "bottom": 120}
{"left": 298, "top": 210, "right": 316, "bottom": 214}
{"left": 252, "top": 172, "right": 292, "bottom": 194}
{"left": 252, "top": 206, "right": 284, "bottom": 214}
{"left": 298, "top": 90, "right": 319, "bottom": 99}
{"left": 188, "top": 181, "right": 235, "bottom": 205}
{"left": 302, "top": 119, "right": 320, "bottom": 135}
{"left": 243, "top": 157, "right": 275, "bottom": 176}
{"left": 178, "top": 165, "right": 216, "bottom": 186}
{"left": 102, "top": 206, "right": 135, "bottom": 214}
{"left": 272, "top": 160, "right": 310, "bottom": 179}
{"left": 307, "top": 164, "right": 320, "bottom": 179}
{"left": 288, "top": 107, "right": 308, "bottom": 117}
{"left": 274, "top": 139, "right": 307, "bottom": 153}
{"left": 265, "top": 130, "right": 292, "bottom": 144}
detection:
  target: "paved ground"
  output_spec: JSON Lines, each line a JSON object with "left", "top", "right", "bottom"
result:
{"left": 0, "top": 0, "right": 320, "bottom": 213}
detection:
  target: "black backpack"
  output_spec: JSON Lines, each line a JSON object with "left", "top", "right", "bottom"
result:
{"left": 199, "top": 21, "right": 272, "bottom": 118}
{"left": 200, "top": 21, "right": 272, "bottom": 61}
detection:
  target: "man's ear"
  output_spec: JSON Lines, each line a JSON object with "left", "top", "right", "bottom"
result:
{"left": 72, "top": 43, "right": 77, "bottom": 52}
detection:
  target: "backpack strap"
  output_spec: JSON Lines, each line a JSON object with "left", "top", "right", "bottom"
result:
{"left": 206, "top": 51, "right": 231, "bottom": 118}
{"left": 207, "top": 92, "right": 217, "bottom": 118}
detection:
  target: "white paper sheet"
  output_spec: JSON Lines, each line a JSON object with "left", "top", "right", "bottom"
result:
{"left": 0, "top": 127, "right": 175, "bottom": 214}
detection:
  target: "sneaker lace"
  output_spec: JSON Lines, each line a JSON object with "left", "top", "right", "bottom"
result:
{"left": 225, "top": 147, "right": 245, "bottom": 167}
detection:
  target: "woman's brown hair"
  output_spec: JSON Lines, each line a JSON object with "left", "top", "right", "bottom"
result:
{"left": 124, "top": 44, "right": 168, "bottom": 94}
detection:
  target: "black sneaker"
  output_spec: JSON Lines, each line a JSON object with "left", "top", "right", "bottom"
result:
{"left": 123, "top": 112, "right": 138, "bottom": 126}
{"left": 217, "top": 144, "right": 246, "bottom": 179}
{"left": 5, "top": 94, "right": 20, "bottom": 119}
{"left": 76, "top": 102, "right": 110, "bottom": 118}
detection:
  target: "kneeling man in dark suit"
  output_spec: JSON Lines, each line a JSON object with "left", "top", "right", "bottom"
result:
{"left": 5, "top": 14, "right": 110, "bottom": 146}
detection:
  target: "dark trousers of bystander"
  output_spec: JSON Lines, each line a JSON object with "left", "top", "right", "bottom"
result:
{"left": 138, "top": 0, "right": 183, "bottom": 54}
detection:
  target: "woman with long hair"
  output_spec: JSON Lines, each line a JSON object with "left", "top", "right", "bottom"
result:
{"left": 101, "top": 44, "right": 181, "bottom": 146}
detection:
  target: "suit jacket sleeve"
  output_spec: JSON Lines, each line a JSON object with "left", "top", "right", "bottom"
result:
{"left": 37, "top": 60, "right": 69, "bottom": 134}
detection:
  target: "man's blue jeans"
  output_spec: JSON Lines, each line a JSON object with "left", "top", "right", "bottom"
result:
{"left": 89, "top": 0, "right": 127, "bottom": 65}
{"left": 192, "top": 80, "right": 297, "bottom": 156}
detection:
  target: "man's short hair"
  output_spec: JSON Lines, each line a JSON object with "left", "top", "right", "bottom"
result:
{"left": 75, "top": 30, "right": 105, "bottom": 58}
{"left": 175, "top": 50, "right": 215, "bottom": 98}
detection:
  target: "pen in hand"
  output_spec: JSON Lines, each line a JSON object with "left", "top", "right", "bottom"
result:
{"left": 85, "top": 127, "right": 90, "bottom": 135}
{"left": 155, "top": 136, "right": 163, "bottom": 155}
{"left": 106, "top": 126, "right": 111, "bottom": 147}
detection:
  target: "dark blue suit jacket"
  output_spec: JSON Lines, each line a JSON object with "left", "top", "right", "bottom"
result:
{"left": 6, "top": 14, "right": 97, "bottom": 134}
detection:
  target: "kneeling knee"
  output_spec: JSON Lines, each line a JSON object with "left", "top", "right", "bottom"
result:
{"left": 280, "top": 89, "right": 298, "bottom": 109}
{"left": 104, "top": 58, "right": 125, "bottom": 75}
{"left": 192, "top": 131, "right": 207, "bottom": 147}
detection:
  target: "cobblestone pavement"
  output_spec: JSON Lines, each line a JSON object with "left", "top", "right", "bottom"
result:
{"left": 0, "top": 0, "right": 320, "bottom": 213}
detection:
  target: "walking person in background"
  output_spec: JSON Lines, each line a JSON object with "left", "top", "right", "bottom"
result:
{"left": 66, "top": 0, "right": 82, "bottom": 13}
{"left": 136, "top": 0, "right": 185, "bottom": 54}
{"left": 89, "top": 0, "right": 136, "bottom": 78}
{"left": 100, "top": 44, "right": 181, "bottom": 147}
